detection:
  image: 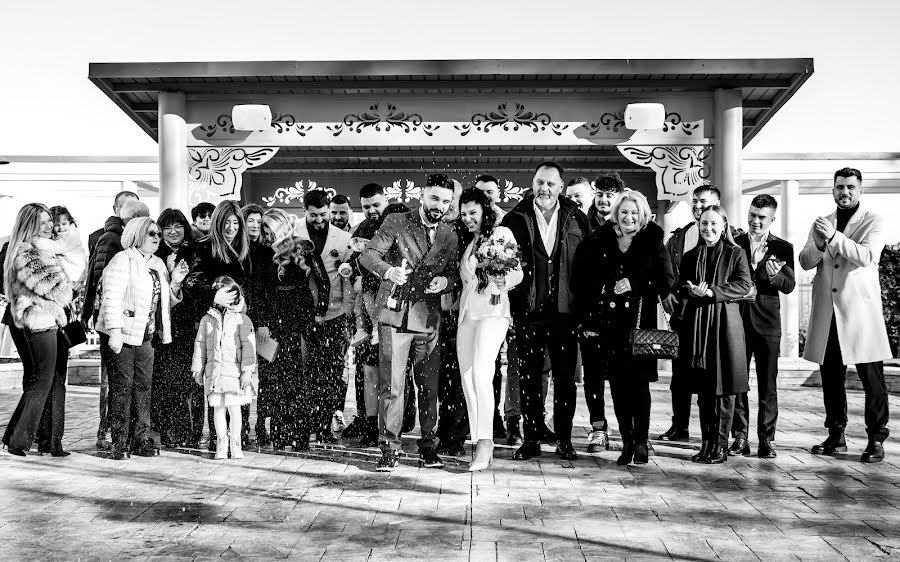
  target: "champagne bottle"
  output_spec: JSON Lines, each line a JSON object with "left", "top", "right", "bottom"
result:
{"left": 385, "top": 258, "right": 408, "bottom": 312}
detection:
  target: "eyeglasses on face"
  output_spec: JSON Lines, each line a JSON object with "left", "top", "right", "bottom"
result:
{"left": 147, "top": 230, "right": 161, "bottom": 238}
{"left": 162, "top": 224, "right": 184, "bottom": 232}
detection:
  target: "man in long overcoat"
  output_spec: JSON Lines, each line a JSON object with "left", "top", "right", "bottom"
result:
{"left": 800, "top": 167, "right": 891, "bottom": 463}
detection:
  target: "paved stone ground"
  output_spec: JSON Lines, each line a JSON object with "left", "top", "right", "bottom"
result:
{"left": 1, "top": 380, "right": 900, "bottom": 561}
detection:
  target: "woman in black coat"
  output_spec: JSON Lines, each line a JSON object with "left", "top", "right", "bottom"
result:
{"left": 184, "top": 200, "right": 255, "bottom": 451}
{"left": 259, "top": 208, "right": 329, "bottom": 451}
{"left": 150, "top": 208, "right": 199, "bottom": 447}
{"left": 676, "top": 204, "right": 752, "bottom": 464}
{"left": 573, "top": 190, "right": 674, "bottom": 466}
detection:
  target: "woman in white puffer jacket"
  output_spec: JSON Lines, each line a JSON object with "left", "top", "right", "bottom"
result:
{"left": 95, "top": 217, "right": 187, "bottom": 459}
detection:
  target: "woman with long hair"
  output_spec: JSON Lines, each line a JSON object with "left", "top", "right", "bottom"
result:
{"left": 456, "top": 188, "right": 523, "bottom": 471}
{"left": 572, "top": 190, "right": 674, "bottom": 465}
{"left": 1, "top": 204, "right": 76, "bottom": 457}
{"left": 150, "top": 208, "right": 199, "bottom": 447}
{"left": 185, "top": 200, "right": 254, "bottom": 451}
{"left": 258, "top": 208, "right": 329, "bottom": 451}
{"left": 676, "top": 204, "right": 752, "bottom": 464}
{"left": 95, "top": 217, "right": 187, "bottom": 459}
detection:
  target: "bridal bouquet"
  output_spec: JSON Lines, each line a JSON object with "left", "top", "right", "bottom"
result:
{"left": 474, "top": 233, "right": 520, "bottom": 305}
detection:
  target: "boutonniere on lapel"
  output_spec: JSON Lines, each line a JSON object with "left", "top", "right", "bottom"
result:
{"left": 329, "top": 249, "right": 340, "bottom": 259}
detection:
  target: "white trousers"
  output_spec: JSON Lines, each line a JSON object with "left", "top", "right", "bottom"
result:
{"left": 457, "top": 315, "right": 510, "bottom": 441}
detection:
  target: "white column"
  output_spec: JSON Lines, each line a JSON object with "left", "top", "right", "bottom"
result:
{"left": 713, "top": 89, "right": 743, "bottom": 224}
{"left": 158, "top": 92, "right": 188, "bottom": 215}
{"left": 780, "top": 179, "right": 801, "bottom": 358}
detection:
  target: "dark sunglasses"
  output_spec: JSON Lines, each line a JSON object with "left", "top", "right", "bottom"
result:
{"left": 147, "top": 230, "right": 161, "bottom": 238}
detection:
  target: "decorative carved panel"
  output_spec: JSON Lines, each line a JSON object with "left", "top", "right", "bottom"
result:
{"left": 187, "top": 147, "right": 278, "bottom": 206}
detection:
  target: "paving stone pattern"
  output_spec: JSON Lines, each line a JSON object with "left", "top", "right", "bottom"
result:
{"left": 1, "top": 382, "right": 899, "bottom": 561}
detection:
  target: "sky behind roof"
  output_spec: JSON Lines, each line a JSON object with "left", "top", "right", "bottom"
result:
{"left": 1, "top": 0, "right": 898, "bottom": 157}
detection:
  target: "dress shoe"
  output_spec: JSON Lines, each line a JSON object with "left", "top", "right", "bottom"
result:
{"left": 706, "top": 444, "right": 728, "bottom": 464}
{"left": 7, "top": 447, "right": 26, "bottom": 457}
{"left": 861, "top": 441, "right": 885, "bottom": 463}
{"left": 50, "top": 450, "right": 71, "bottom": 457}
{"left": 811, "top": 430, "right": 847, "bottom": 455}
{"left": 657, "top": 424, "right": 690, "bottom": 442}
{"left": 617, "top": 442, "right": 635, "bottom": 465}
{"left": 555, "top": 440, "right": 578, "bottom": 461}
{"left": 758, "top": 441, "right": 777, "bottom": 458}
{"left": 728, "top": 438, "right": 750, "bottom": 456}
{"left": 512, "top": 440, "right": 542, "bottom": 460}
{"left": 506, "top": 416, "right": 523, "bottom": 446}
{"left": 537, "top": 422, "right": 557, "bottom": 444}
{"left": 633, "top": 443, "right": 649, "bottom": 465}
{"left": 691, "top": 440, "right": 711, "bottom": 463}
{"left": 436, "top": 441, "right": 466, "bottom": 457}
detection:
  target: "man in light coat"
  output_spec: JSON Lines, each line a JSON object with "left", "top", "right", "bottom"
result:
{"left": 800, "top": 167, "right": 891, "bottom": 463}
{"left": 298, "top": 190, "right": 353, "bottom": 443}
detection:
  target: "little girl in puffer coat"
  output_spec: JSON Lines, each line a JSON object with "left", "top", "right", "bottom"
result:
{"left": 191, "top": 276, "right": 257, "bottom": 460}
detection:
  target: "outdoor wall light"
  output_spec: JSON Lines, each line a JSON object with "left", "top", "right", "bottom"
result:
{"left": 232, "top": 104, "right": 272, "bottom": 131}
{"left": 625, "top": 103, "right": 665, "bottom": 130}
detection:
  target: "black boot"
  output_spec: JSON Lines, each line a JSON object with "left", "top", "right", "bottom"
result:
{"left": 617, "top": 441, "right": 635, "bottom": 465}
{"left": 633, "top": 443, "right": 649, "bottom": 465}
{"left": 691, "top": 440, "right": 711, "bottom": 463}
{"left": 861, "top": 440, "right": 885, "bottom": 463}
{"left": 811, "top": 428, "right": 847, "bottom": 455}
{"left": 706, "top": 441, "right": 728, "bottom": 464}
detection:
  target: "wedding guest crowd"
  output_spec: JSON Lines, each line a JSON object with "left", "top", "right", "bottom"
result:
{"left": 0, "top": 164, "right": 892, "bottom": 468}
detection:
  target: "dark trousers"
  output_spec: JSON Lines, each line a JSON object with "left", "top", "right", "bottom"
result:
{"left": 102, "top": 334, "right": 157, "bottom": 453}
{"left": 306, "top": 315, "right": 350, "bottom": 433}
{"left": 187, "top": 383, "right": 206, "bottom": 446}
{"left": 610, "top": 378, "right": 651, "bottom": 444}
{"left": 515, "top": 314, "right": 578, "bottom": 442}
{"left": 3, "top": 328, "right": 67, "bottom": 452}
{"left": 698, "top": 393, "right": 735, "bottom": 445}
{"left": 578, "top": 338, "right": 608, "bottom": 430}
{"left": 732, "top": 328, "right": 780, "bottom": 442}
{"left": 821, "top": 317, "right": 890, "bottom": 442}
{"left": 98, "top": 360, "right": 109, "bottom": 438}
{"left": 436, "top": 310, "right": 468, "bottom": 446}
{"left": 671, "top": 386, "right": 693, "bottom": 430}
{"left": 378, "top": 323, "right": 441, "bottom": 452}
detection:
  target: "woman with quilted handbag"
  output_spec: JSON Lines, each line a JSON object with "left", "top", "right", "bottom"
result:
{"left": 675, "top": 205, "right": 753, "bottom": 465}
{"left": 572, "top": 190, "right": 674, "bottom": 466}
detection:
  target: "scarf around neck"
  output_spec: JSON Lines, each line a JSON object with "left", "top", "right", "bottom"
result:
{"left": 691, "top": 240, "right": 724, "bottom": 370}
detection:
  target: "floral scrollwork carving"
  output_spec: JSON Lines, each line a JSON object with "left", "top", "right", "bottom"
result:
{"left": 188, "top": 147, "right": 278, "bottom": 202}
{"left": 327, "top": 103, "right": 439, "bottom": 137}
{"left": 618, "top": 145, "right": 712, "bottom": 201}
{"left": 662, "top": 113, "right": 700, "bottom": 136}
{"left": 454, "top": 103, "right": 569, "bottom": 136}
{"left": 198, "top": 114, "right": 236, "bottom": 138}
{"left": 384, "top": 180, "right": 422, "bottom": 203}
{"left": 586, "top": 111, "right": 626, "bottom": 135}
{"left": 500, "top": 180, "right": 526, "bottom": 203}
{"left": 198, "top": 113, "right": 313, "bottom": 137}
{"left": 261, "top": 180, "right": 336, "bottom": 207}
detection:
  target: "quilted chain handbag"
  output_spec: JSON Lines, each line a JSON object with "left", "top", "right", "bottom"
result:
{"left": 629, "top": 295, "right": 679, "bottom": 359}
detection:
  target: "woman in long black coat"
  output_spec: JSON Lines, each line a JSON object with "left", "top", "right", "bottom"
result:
{"left": 184, "top": 200, "right": 255, "bottom": 450}
{"left": 573, "top": 190, "right": 674, "bottom": 466}
{"left": 676, "top": 204, "right": 752, "bottom": 464}
{"left": 151, "top": 208, "right": 199, "bottom": 447}
{"left": 259, "top": 208, "right": 329, "bottom": 451}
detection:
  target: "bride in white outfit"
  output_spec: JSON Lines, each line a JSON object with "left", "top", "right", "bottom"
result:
{"left": 457, "top": 188, "right": 523, "bottom": 471}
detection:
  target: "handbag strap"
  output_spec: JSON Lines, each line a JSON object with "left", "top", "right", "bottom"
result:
{"left": 634, "top": 293, "right": 673, "bottom": 332}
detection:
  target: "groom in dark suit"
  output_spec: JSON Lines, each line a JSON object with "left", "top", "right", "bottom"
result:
{"left": 730, "top": 194, "right": 796, "bottom": 458}
{"left": 360, "top": 174, "right": 459, "bottom": 471}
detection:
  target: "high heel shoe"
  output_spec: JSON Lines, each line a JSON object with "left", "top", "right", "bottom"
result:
{"left": 469, "top": 439, "right": 494, "bottom": 472}
{"left": 617, "top": 442, "right": 635, "bottom": 465}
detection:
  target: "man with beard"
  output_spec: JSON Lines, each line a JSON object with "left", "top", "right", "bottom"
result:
{"left": 361, "top": 174, "right": 459, "bottom": 471}
{"left": 435, "top": 179, "right": 470, "bottom": 457}
{"left": 589, "top": 172, "right": 625, "bottom": 232}
{"left": 330, "top": 194, "right": 353, "bottom": 232}
{"left": 298, "top": 190, "right": 352, "bottom": 444}
{"left": 503, "top": 162, "right": 590, "bottom": 461}
{"left": 801, "top": 167, "right": 891, "bottom": 463}
{"left": 658, "top": 185, "right": 722, "bottom": 442}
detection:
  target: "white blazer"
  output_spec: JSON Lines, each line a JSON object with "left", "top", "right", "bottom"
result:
{"left": 799, "top": 205, "right": 892, "bottom": 365}
{"left": 458, "top": 226, "right": 524, "bottom": 323}
{"left": 297, "top": 221, "right": 352, "bottom": 321}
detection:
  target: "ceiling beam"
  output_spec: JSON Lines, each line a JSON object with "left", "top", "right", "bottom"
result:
{"left": 743, "top": 99, "right": 774, "bottom": 109}
{"left": 251, "top": 161, "right": 649, "bottom": 172}
{"left": 268, "top": 149, "right": 625, "bottom": 160}
{"left": 110, "top": 78, "right": 795, "bottom": 94}
{"left": 131, "top": 103, "right": 157, "bottom": 113}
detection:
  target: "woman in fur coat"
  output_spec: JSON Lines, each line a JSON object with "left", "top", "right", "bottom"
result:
{"left": 1, "top": 203, "right": 75, "bottom": 457}
{"left": 95, "top": 217, "right": 188, "bottom": 459}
